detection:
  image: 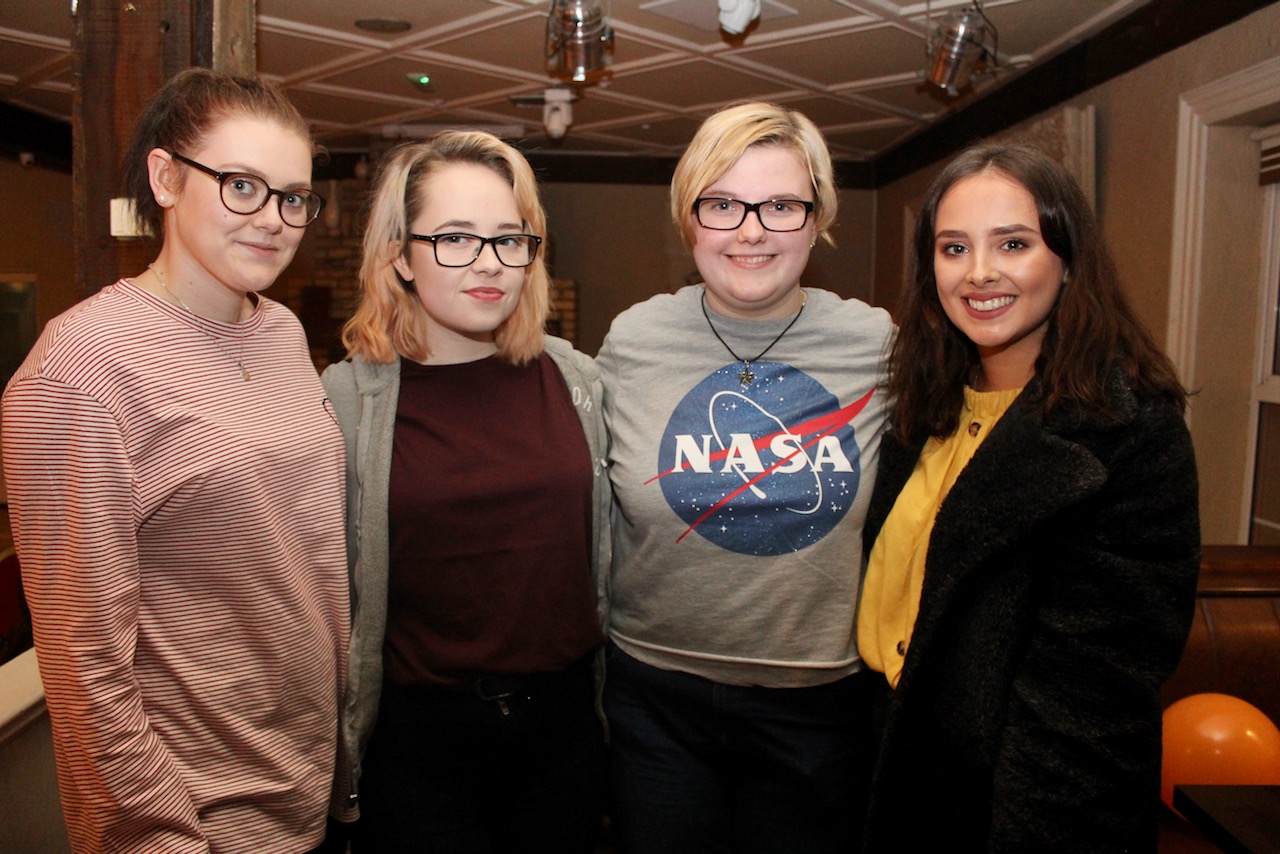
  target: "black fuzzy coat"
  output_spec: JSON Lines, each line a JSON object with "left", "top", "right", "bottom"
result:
{"left": 861, "top": 376, "right": 1200, "bottom": 853}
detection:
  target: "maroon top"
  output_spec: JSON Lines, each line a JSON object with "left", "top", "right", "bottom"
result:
{"left": 384, "top": 352, "right": 602, "bottom": 686}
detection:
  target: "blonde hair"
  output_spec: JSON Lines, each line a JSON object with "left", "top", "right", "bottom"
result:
{"left": 670, "top": 102, "right": 837, "bottom": 252}
{"left": 342, "top": 131, "right": 550, "bottom": 365}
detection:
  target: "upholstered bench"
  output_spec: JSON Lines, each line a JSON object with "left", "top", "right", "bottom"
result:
{"left": 1158, "top": 545, "right": 1280, "bottom": 852}
{"left": 1161, "top": 545, "right": 1280, "bottom": 723}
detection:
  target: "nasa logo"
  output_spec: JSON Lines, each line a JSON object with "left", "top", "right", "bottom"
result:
{"left": 651, "top": 362, "right": 873, "bottom": 556}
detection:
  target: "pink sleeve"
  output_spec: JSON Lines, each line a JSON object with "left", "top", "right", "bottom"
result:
{"left": 2, "top": 377, "right": 210, "bottom": 854}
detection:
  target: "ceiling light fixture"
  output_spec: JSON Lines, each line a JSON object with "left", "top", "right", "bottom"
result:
{"left": 542, "top": 88, "right": 574, "bottom": 140}
{"left": 924, "top": 1, "right": 998, "bottom": 96}
{"left": 718, "top": 0, "right": 761, "bottom": 35}
{"left": 546, "top": 0, "right": 614, "bottom": 83}
{"left": 508, "top": 86, "right": 581, "bottom": 139}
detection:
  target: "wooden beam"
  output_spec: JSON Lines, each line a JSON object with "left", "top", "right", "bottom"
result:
{"left": 72, "top": 0, "right": 255, "bottom": 297}
{"left": 73, "top": 0, "right": 193, "bottom": 297}
{"left": 195, "top": 0, "right": 256, "bottom": 75}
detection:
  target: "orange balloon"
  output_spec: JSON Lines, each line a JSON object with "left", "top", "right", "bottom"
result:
{"left": 1161, "top": 693, "right": 1280, "bottom": 812}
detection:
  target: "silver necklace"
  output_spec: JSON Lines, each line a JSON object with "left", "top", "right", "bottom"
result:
{"left": 701, "top": 289, "right": 806, "bottom": 388}
{"left": 149, "top": 264, "right": 251, "bottom": 381}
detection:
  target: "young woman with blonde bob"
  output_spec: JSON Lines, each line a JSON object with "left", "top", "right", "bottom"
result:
{"left": 597, "top": 102, "right": 894, "bottom": 853}
{"left": 857, "top": 142, "right": 1200, "bottom": 851}
{"left": 322, "top": 131, "right": 610, "bottom": 853}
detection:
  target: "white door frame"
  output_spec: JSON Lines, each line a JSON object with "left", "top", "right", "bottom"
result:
{"left": 1167, "top": 56, "right": 1280, "bottom": 541}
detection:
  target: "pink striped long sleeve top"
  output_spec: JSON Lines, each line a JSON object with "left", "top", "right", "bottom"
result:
{"left": 1, "top": 280, "right": 351, "bottom": 854}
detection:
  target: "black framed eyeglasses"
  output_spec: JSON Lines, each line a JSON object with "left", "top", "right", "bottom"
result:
{"left": 408, "top": 232, "right": 543, "bottom": 268}
{"left": 170, "top": 152, "right": 325, "bottom": 228}
{"left": 692, "top": 197, "right": 815, "bottom": 232}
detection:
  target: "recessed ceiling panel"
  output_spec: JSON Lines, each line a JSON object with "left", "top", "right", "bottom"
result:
{"left": 428, "top": 15, "right": 549, "bottom": 82}
{"left": 847, "top": 79, "right": 957, "bottom": 121}
{"left": 258, "top": 30, "right": 372, "bottom": 80}
{"left": 0, "top": 42, "right": 69, "bottom": 80}
{"left": 772, "top": 94, "right": 895, "bottom": 126}
{"left": 0, "top": 0, "right": 1174, "bottom": 164}
{"left": 604, "top": 59, "right": 789, "bottom": 108}
{"left": 976, "top": 0, "right": 1151, "bottom": 59}
{"left": 322, "top": 57, "right": 525, "bottom": 105}
{"left": 597, "top": 114, "right": 710, "bottom": 149}
{"left": 0, "top": 5, "right": 74, "bottom": 40}
{"left": 288, "top": 86, "right": 420, "bottom": 130}
{"left": 738, "top": 24, "right": 927, "bottom": 87}
{"left": 257, "top": 0, "right": 490, "bottom": 40}
{"left": 824, "top": 123, "right": 918, "bottom": 158}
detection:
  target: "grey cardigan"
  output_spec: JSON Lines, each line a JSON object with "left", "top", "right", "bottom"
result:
{"left": 320, "top": 337, "right": 612, "bottom": 808}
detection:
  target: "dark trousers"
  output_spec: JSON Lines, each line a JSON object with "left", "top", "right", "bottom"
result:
{"left": 306, "top": 818, "right": 355, "bottom": 854}
{"left": 351, "top": 658, "right": 606, "bottom": 854}
{"left": 603, "top": 642, "right": 874, "bottom": 854}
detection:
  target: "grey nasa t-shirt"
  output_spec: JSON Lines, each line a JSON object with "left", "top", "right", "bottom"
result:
{"left": 597, "top": 285, "right": 893, "bottom": 688}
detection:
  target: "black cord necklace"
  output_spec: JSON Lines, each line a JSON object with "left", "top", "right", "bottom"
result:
{"left": 701, "top": 289, "right": 807, "bottom": 388}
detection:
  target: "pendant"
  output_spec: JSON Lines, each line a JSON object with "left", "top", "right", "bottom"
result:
{"left": 239, "top": 363, "right": 251, "bottom": 381}
{"left": 737, "top": 362, "right": 755, "bottom": 387}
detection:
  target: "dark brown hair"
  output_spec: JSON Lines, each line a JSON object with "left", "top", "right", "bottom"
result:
{"left": 122, "top": 67, "right": 313, "bottom": 239}
{"left": 888, "top": 142, "right": 1186, "bottom": 444}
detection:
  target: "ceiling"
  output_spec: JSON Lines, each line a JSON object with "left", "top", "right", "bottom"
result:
{"left": 3, "top": 0, "right": 1163, "bottom": 169}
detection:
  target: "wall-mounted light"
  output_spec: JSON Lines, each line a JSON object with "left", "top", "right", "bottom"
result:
{"left": 925, "top": 2, "right": 998, "bottom": 96}
{"left": 323, "top": 179, "right": 340, "bottom": 231}
{"left": 718, "top": 0, "right": 761, "bottom": 35}
{"left": 546, "top": 0, "right": 614, "bottom": 83}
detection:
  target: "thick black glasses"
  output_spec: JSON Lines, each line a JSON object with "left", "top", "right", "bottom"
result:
{"left": 693, "top": 197, "right": 815, "bottom": 232}
{"left": 170, "top": 152, "right": 325, "bottom": 228}
{"left": 408, "top": 232, "right": 542, "bottom": 268}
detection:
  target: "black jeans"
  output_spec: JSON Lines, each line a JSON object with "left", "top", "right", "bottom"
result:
{"left": 603, "top": 642, "right": 874, "bottom": 854}
{"left": 352, "top": 658, "right": 606, "bottom": 854}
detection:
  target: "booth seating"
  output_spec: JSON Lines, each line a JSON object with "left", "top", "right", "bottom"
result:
{"left": 1, "top": 546, "right": 1277, "bottom": 852}
{"left": 1161, "top": 545, "right": 1280, "bottom": 724}
{"left": 1158, "top": 545, "right": 1280, "bottom": 852}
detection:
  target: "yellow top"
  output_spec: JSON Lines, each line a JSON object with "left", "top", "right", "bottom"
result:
{"left": 857, "top": 385, "right": 1022, "bottom": 687}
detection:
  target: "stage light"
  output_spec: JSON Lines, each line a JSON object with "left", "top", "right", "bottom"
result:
{"left": 926, "top": 2, "right": 998, "bottom": 96}
{"left": 546, "top": 0, "right": 614, "bottom": 83}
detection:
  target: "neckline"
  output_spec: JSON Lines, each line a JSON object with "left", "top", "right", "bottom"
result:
{"left": 698, "top": 287, "right": 808, "bottom": 329}
{"left": 963, "top": 384, "right": 1023, "bottom": 416}
{"left": 122, "top": 278, "right": 262, "bottom": 337}
{"left": 401, "top": 352, "right": 512, "bottom": 373}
